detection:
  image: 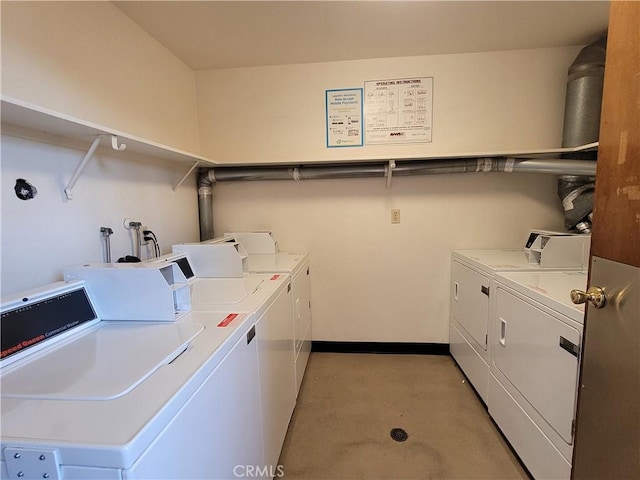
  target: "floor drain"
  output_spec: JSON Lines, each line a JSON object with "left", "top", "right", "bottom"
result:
{"left": 390, "top": 428, "right": 408, "bottom": 442}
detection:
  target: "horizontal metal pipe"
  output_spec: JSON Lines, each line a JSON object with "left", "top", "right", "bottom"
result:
{"left": 394, "top": 159, "right": 482, "bottom": 175}
{"left": 510, "top": 159, "right": 597, "bottom": 176}
{"left": 209, "top": 168, "right": 296, "bottom": 182}
{"left": 299, "top": 165, "right": 385, "bottom": 180}
{"left": 197, "top": 157, "right": 597, "bottom": 240}
{"left": 204, "top": 158, "right": 597, "bottom": 183}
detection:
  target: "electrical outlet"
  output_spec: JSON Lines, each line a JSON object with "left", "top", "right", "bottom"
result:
{"left": 391, "top": 209, "right": 401, "bottom": 224}
{"left": 140, "top": 225, "right": 150, "bottom": 246}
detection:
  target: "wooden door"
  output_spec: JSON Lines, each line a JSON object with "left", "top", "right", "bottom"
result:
{"left": 589, "top": 1, "right": 640, "bottom": 267}
{"left": 571, "top": 2, "right": 640, "bottom": 479}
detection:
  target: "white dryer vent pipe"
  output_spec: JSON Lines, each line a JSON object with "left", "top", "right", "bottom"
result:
{"left": 197, "top": 157, "right": 596, "bottom": 241}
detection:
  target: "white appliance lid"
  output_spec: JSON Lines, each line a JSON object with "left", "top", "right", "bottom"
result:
{"left": 454, "top": 249, "right": 537, "bottom": 270}
{"left": 495, "top": 270, "right": 587, "bottom": 322}
{"left": 190, "top": 277, "right": 264, "bottom": 304}
{"left": 247, "top": 252, "right": 307, "bottom": 274}
{"left": 453, "top": 248, "right": 586, "bottom": 274}
{"left": 189, "top": 274, "right": 288, "bottom": 319}
{"left": 1, "top": 322, "right": 204, "bottom": 401}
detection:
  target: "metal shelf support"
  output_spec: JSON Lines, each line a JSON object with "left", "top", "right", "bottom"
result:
{"left": 64, "top": 135, "right": 127, "bottom": 200}
{"left": 173, "top": 161, "right": 201, "bottom": 192}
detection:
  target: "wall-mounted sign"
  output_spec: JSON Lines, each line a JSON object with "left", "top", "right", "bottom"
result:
{"left": 326, "top": 88, "right": 363, "bottom": 148}
{"left": 364, "top": 77, "right": 433, "bottom": 145}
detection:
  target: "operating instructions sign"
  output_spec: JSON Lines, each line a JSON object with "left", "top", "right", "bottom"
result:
{"left": 326, "top": 88, "right": 363, "bottom": 148}
{"left": 364, "top": 77, "right": 433, "bottom": 145}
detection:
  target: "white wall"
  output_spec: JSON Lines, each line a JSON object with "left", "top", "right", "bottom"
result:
{"left": 1, "top": 134, "right": 200, "bottom": 296}
{"left": 0, "top": 2, "right": 203, "bottom": 297}
{"left": 1, "top": 1, "right": 201, "bottom": 153}
{"left": 212, "top": 174, "right": 564, "bottom": 343}
{"left": 199, "top": 47, "right": 577, "bottom": 342}
{"left": 0, "top": 1, "right": 577, "bottom": 343}
{"left": 197, "top": 47, "right": 580, "bottom": 163}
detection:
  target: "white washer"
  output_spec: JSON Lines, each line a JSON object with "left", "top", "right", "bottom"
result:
{"left": 188, "top": 274, "right": 295, "bottom": 475}
{"left": 221, "top": 232, "right": 312, "bottom": 396}
{"left": 243, "top": 254, "right": 311, "bottom": 396}
{"left": 488, "top": 270, "right": 587, "bottom": 480}
{"left": 450, "top": 238, "right": 588, "bottom": 404}
{"left": 156, "top": 250, "right": 296, "bottom": 472}
{"left": 0, "top": 280, "right": 263, "bottom": 479}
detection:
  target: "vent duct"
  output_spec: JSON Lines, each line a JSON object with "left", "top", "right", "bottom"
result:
{"left": 558, "top": 175, "right": 596, "bottom": 233}
{"left": 562, "top": 35, "right": 607, "bottom": 149}
{"left": 197, "top": 173, "right": 214, "bottom": 241}
{"left": 558, "top": 34, "right": 606, "bottom": 233}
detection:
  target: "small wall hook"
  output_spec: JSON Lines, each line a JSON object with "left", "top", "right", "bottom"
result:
{"left": 111, "top": 135, "right": 127, "bottom": 152}
{"left": 386, "top": 160, "right": 396, "bottom": 190}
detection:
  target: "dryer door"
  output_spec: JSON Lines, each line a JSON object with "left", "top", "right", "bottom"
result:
{"left": 493, "top": 287, "right": 581, "bottom": 444}
{"left": 451, "top": 261, "right": 490, "bottom": 350}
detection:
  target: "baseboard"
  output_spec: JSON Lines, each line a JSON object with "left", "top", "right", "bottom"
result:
{"left": 311, "top": 341, "right": 450, "bottom": 355}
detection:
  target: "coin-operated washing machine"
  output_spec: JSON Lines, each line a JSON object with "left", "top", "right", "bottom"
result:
{"left": 161, "top": 245, "right": 297, "bottom": 472}
{"left": 488, "top": 270, "right": 587, "bottom": 480}
{"left": 1, "top": 270, "right": 264, "bottom": 479}
{"left": 218, "top": 231, "right": 312, "bottom": 395}
{"left": 450, "top": 230, "right": 590, "bottom": 403}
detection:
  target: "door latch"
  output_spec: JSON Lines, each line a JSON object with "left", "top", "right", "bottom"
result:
{"left": 570, "top": 286, "right": 607, "bottom": 309}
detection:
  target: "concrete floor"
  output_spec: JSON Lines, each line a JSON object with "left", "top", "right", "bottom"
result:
{"left": 279, "top": 353, "right": 529, "bottom": 480}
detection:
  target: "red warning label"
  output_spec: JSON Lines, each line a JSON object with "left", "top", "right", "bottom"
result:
{"left": 270, "top": 274, "right": 281, "bottom": 280}
{"left": 218, "top": 314, "right": 239, "bottom": 327}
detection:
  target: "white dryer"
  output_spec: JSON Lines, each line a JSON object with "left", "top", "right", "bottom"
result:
{"left": 450, "top": 231, "right": 590, "bottom": 403}
{"left": 488, "top": 270, "right": 587, "bottom": 480}
{"left": 0, "top": 280, "right": 263, "bottom": 480}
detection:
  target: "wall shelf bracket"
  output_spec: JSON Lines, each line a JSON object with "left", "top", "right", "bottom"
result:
{"left": 111, "top": 134, "right": 127, "bottom": 152}
{"left": 386, "top": 160, "right": 396, "bottom": 190}
{"left": 64, "top": 135, "right": 129, "bottom": 199}
{"left": 173, "top": 161, "right": 201, "bottom": 192}
{"left": 64, "top": 135, "right": 103, "bottom": 200}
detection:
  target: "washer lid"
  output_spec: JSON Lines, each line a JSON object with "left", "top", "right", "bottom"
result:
{"left": 0, "top": 322, "right": 204, "bottom": 401}
{"left": 190, "top": 276, "right": 264, "bottom": 304}
{"left": 247, "top": 252, "right": 308, "bottom": 275}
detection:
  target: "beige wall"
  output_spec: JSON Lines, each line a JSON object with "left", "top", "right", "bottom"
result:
{"left": 1, "top": 1, "right": 201, "bottom": 153}
{"left": 1, "top": 134, "right": 200, "bottom": 296}
{"left": 1, "top": 2, "right": 201, "bottom": 296}
{"left": 212, "top": 174, "right": 564, "bottom": 343}
{"left": 1, "top": 2, "right": 577, "bottom": 343}
{"left": 196, "top": 47, "right": 579, "bottom": 163}
{"left": 199, "top": 47, "right": 577, "bottom": 342}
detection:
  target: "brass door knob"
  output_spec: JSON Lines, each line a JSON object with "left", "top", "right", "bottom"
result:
{"left": 570, "top": 286, "right": 607, "bottom": 309}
